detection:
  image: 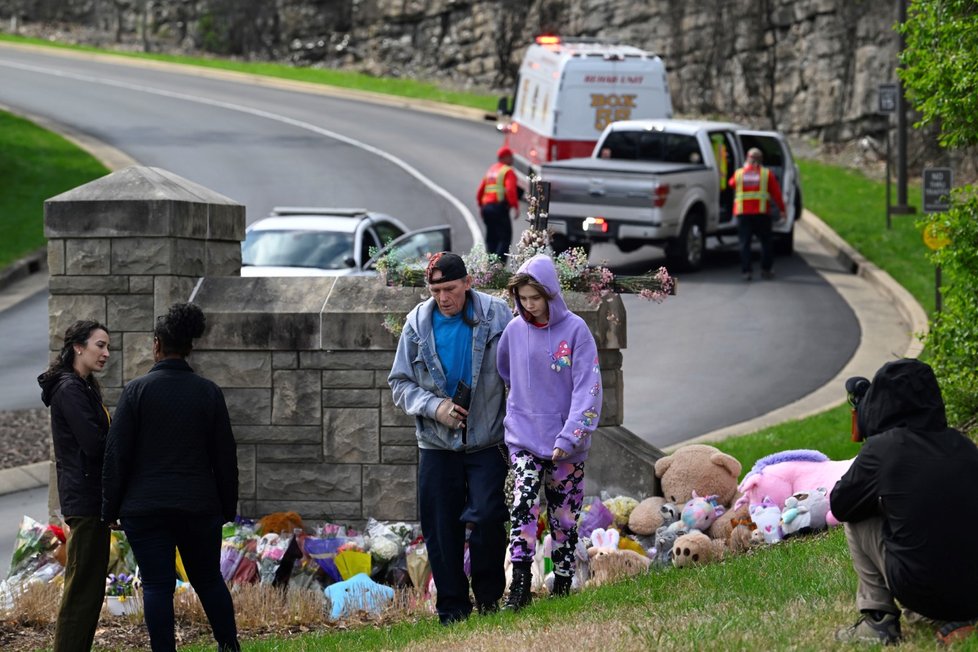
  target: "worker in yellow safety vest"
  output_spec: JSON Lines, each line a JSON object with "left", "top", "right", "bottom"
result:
{"left": 476, "top": 146, "right": 520, "bottom": 258}
{"left": 728, "top": 148, "right": 786, "bottom": 281}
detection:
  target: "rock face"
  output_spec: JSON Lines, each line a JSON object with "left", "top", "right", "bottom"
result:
{"left": 0, "top": 1, "right": 926, "bottom": 147}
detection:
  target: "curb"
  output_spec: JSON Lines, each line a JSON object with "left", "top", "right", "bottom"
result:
{"left": 0, "top": 461, "right": 51, "bottom": 495}
{"left": 0, "top": 248, "right": 46, "bottom": 293}
{"left": 0, "top": 40, "right": 496, "bottom": 126}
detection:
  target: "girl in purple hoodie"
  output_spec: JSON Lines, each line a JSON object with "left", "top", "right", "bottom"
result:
{"left": 497, "top": 254, "right": 602, "bottom": 610}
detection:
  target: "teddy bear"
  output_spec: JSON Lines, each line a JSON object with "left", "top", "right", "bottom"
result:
{"left": 780, "top": 487, "right": 831, "bottom": 537}
{"left": 734, "top": 449, "right": 853, "bottom": 525}
{"left": 654, "top": 444, "right": 743, "bottom": 540}
{"left": 628, "top": 497, "right": 680, "bottom": 537}
{"left": 671, "top": 531, "right": 726, "bottom": 568}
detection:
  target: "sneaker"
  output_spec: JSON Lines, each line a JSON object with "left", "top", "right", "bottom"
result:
{"left": 835, "top": 612, "right": 901, "bottom": 645}
{"left": 761, "top": 270, "right": 775, "bottom": 280}
{"left": 937, "top": 619, "right": 978, "bottom": 645}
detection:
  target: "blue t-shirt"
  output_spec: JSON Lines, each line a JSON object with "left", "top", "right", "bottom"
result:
{"left": 432, "top": 307, "right": 473, "bottom": 398}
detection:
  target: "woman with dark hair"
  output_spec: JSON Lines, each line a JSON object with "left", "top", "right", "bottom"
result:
{"left": 102, "top": 303, "right": 240, "bottom": 652}
{"left": 38, "top": 320, "right": 111, "bottom": 652}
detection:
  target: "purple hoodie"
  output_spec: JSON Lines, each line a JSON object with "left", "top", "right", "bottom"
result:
{"left": 497, "top": 254, "right": 602, "bottom": 463}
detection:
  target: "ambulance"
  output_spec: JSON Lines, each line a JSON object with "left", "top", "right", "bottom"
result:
{"left": 498, "top": 35, "right": 673, "bottom": 190}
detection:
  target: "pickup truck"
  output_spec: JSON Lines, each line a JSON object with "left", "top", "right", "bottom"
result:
{"left": 540, "top": 119, "right": 802, "bottom": 271}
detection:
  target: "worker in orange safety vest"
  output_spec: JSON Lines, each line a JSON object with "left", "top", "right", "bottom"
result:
{"left": 476, "top": 146, "right": 520, "bottom": 258}
{"left": 728, "top": 147, "right": 786, "bottom": 281}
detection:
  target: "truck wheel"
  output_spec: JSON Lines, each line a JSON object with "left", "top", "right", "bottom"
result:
{"left": 774, "top": 226, "right": 794, "bottom": 256}
{"left": 666, "top": 215, "right": 706, "bottom": 271}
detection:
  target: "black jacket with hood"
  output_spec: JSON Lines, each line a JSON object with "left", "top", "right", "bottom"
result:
{"left": 39, "top": 371, "right": 110, "bottom": 517}
{"left": 830, "top": 359, "right": 978, "bottom": 621}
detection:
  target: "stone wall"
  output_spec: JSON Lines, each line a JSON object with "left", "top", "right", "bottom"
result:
{"left": 45, "top": 166, "right": 662, "bottom": 524}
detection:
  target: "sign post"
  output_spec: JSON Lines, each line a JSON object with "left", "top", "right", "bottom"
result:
{"left": 922, "top": 167, "right": 953, "bottom": 312}
{"left": 878, "top": 83, "right": 898, "bottom": 229}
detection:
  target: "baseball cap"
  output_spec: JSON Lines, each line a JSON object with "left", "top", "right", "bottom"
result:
{"left": 497, "top": 146, "right": 513, "bottom": 160}
{"left": 426, "top": 252, "right": 468, "bottom": 285}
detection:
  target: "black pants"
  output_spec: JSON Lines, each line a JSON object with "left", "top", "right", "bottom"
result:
{"left": 737, "top": 213, "right": 774, "bottom": 273}
{"left": 122, "top": 514, "right": 239, "bottom": 652}
{"left": 54, "top": 516, "right": 110, "bottom": 652}
{"left": 418, "top": 445, "right": 509, "bottom": 623}
{"left": 481, "top": 202, "right": 512, "bottom": 259}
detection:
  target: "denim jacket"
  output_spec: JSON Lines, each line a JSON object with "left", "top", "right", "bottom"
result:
{"left": 388, "top": 290, "right": 511, "bottom": 452}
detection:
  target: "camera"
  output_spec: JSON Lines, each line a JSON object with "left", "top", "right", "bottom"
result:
{"left": 845, "top": 376, "right": 871, "bottom": 408}
{"left": 845, "top": 376, "right": 871, "bottom": 441}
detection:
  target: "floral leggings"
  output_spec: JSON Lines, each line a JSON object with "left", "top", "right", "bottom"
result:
{"left": 508, "top": 449, "right": 586, "bottom": 577}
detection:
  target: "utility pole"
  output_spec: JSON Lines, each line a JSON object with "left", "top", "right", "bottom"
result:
{"left": 891, "top": 0, "right": 916, "bottom": 216}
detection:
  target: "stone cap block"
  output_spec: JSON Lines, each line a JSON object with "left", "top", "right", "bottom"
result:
{"left": 193, "top": 277, "right": 336, "bottom": 350}
{"left": 45, "top": 167, "right": 245, "bottom": 241}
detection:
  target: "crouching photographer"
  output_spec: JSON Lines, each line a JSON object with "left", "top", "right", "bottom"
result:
{"left": 832, "top": 359, "right": 978, "bottom": 645}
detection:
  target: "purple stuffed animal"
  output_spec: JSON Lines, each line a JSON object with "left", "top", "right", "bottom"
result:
{"left": 734, "top": 449, "right": 853, "bottom": 526}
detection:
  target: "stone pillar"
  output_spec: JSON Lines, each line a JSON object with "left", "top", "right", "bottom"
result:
{"left": 44, "top": 166, "right": 245, "bottom": 404}
{"left": 44, "top": 166, "right": 244, "bottom": 510}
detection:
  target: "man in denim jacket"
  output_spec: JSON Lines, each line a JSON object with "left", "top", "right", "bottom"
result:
{"left": 388, "top": 252, "right": 512, "bottom": 624}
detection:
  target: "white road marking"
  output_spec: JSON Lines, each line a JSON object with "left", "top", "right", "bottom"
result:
{"left": 1, "top": 59, "right": 483, "bottom": 244}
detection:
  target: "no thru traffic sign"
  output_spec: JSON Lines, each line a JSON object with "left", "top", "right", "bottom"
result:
{"left": 923, "top": 167, "right": 952, "bottom": 213}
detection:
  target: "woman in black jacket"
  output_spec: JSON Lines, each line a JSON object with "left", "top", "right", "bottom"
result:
{"left": 38, "top": 320, "right": 112, "bottom": 652}
{"left": 102, "top": 303, "right": 239, "bottom": 652}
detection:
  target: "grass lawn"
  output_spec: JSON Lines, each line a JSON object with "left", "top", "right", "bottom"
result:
{"left": 0, "top": 109, "right": 108, "bottom": 269}
{"left": 1, "top": 35, "right": 956, "bottom": 651}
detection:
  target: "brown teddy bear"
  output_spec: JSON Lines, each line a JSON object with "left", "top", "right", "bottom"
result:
{"left": 654, "top": 444, "right": 744, "bottom": 540}
{"left": 671, "top": 531, "right": 726, "bottom": 568}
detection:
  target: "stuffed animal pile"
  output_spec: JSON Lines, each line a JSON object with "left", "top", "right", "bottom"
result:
{"left": 561, "top": 446, "right": 853, "bottom": 589}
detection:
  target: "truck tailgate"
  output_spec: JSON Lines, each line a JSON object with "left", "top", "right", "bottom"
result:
{"left": 543, "top": 158, "right": 704, "bottom": 211}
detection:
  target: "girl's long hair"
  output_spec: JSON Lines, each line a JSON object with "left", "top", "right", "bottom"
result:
{"left": 39, "top": 320, "right": 109, "bottom": 395}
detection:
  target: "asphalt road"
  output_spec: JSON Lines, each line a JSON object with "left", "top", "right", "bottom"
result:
{"left": 0, "top": 43, "right": 859, "bottom": 448}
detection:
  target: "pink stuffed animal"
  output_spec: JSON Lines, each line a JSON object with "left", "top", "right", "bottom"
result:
{"left": 734, "top": 450, "right": 853, "bottom": 526}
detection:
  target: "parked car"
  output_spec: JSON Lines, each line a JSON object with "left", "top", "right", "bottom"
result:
{"left": 241, "top": 207, "right": 451, "bottom": 276}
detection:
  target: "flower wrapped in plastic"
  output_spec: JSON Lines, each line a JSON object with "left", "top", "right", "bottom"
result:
{"left": 7, "top": 515, "right": 59, "bottom": 579}
{"left": 256, "top": 532, "right": 293, "bottom": 585}
{"left": 230, "top": 537, "right": 260, "bottom": 586}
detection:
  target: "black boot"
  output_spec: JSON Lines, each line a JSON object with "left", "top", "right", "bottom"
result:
{"left": 551, "top": 573, "right": 572, "bottom": 597}
{"left": 503, "top": 562, "right": 532, "bottom": 612}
